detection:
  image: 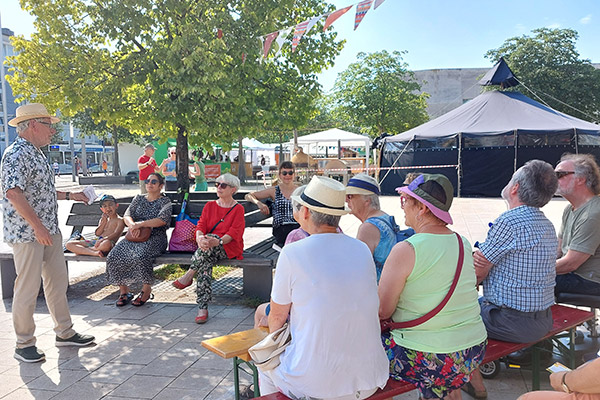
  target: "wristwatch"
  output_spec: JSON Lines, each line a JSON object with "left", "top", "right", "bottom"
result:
{"left": 561, "top": 372, "right": 572, "bottom": 393}
{"left": 219, "top": 238, "right": 224, "bottom": 246}
{"left": 65, "top": 192, "right": 70, "bottom": 200}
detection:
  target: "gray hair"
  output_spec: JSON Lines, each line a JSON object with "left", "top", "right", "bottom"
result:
{"left": 512, "top": 160, "right": 558, "bottom": 207}
{"left": 307, "top": 208, "right": 341, "bottom": 228}
{"left": 16, "top": 119, "right": 38, "bottom": 134}
{"left": 560, "top": 153, "right": 600, "bottom": 195}
{"left": 291, "top": 185, "right": 306, "bottom": 212}
{"left": 364, "top": 193, "right": 381, "bottom": 210}
{"left": 217, "top": 173, "right": 240, "bottom": 189}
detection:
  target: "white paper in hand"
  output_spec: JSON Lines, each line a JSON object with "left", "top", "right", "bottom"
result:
{"left": 82, "top": 185, "right": 98, "bottom": 205}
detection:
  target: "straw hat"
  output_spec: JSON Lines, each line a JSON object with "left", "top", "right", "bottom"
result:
{"left": 8, "top": 103, "right": 60, "bottom": 127}
{"left": 396, "top": 173, "right": 454, "bottom": 224}
{"left": 291, "top": 175, "right": 350, "bottom": 216}
{"left": 346, "top": 173, "right": 380, "bottom": 195}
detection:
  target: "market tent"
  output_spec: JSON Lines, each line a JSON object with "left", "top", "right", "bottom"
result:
{"left": 380, "top": 90, "right": 600, "bottom": 196}
{"left": 292, "top": 128, "right": 371, "bottom": 166}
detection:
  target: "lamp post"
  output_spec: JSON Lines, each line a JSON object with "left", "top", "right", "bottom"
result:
{"left": 69, "top": 122, "right": 76, "bottom": 182}
{"left": 0, "top": 14, "right": 10, "bottom": 153}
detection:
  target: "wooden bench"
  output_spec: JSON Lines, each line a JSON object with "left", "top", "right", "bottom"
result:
{"left": 0, "top": 192, "right": 279, "bottom": 299}
{"left": 201, "top": 304, "right": 594, "bottom": 400}
{"left": 478, "top": 304, "right": 595, "bottom": 390}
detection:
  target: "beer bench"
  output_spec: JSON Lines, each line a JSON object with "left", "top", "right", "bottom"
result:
{"left": 0, "top": 192, "right": 279, "bottom": 299}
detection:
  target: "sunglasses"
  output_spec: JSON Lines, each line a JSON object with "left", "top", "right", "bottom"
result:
{"left": 555, "top": 171, "right": 575, "bottom": 179}
{"left": 280, "top": 170, "right": 294, "bottom": 176}
{"left": 215, "top": 182, "right": 232, "bottom": 189}
{"left": 145, "top": 179, "right": 160, "bottom": 185}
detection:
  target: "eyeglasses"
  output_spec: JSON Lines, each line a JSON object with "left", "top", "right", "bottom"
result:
{"left": 145, "top": 179, "right": 160, "bottom": 185}
{"left": 280, "top": 170, "right": 294, "bottom": 176}
{"left": 37, "top": 121, "right": 54, "bottom": 128}
{"left": 215, "top": 182, "right": 232, "bottom": 189}
{"left": 555, "top": 171, "right": 575, "bottom": 179}
{"left": 170, "top": 152, "right": 176, "bottom": 155}
{"left": 400, "top": 196, "right": 408, "bottom": 208}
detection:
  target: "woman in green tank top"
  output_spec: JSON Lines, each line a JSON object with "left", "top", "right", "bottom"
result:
{"left": 378, "top": 174, "right": 487, "bottom": 400}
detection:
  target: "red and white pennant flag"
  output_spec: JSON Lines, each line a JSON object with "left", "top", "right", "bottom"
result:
{"left": 374, "top": 0, "right": 386, "bottom": 9}
{"left": 291, "top": 16, "right": 321, "bottom": 52}
{"left": 354, "top": 0, "right": 373, "bottom": 30}
{"left": 263, "top": 31, "right": 279, "bottom": 58}
{"left": 323, "top": 5, "right": 353, "bottom": 31}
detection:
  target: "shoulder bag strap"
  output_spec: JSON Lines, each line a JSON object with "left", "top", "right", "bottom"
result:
{"left": 208, "top": 203, "right": 241, "bottom": 234}
{"left": 384, "top": 232, "right": 464, "bottom": 330}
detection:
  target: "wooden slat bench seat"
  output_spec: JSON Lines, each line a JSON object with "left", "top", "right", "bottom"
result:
{"left": 1, "top": 192, "right": 278, "bottom": 299}
{"left": 201, "top": 304, "right": 594, "bottom": 400}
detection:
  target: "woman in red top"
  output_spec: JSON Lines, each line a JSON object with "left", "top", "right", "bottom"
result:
{"left": 172, "top": 173, "right": 245, "bottom": 323}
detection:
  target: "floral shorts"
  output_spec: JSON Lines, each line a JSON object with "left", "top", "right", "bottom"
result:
{"left": 381, "top": 332, "right": 487, "bottom": 399}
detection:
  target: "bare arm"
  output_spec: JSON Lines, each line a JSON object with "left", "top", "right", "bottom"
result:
{"left": 550, "top": 358, "right": 600, "bottom": 393}
{"left": 138, "top": 157, "right": 154, "bottom": 170}
{"left": 95, "top": 214, "right": 109, "bottom": 236}
{"left": 378, "top": 242, "right": 415, "bottom": 319}
{"left": 356, "top": 222, "right": 381, "bottom": 255}
{"left": 556, "top": 249, "right": 591, "bottom": 274}
{"left": 473, "top": 249, "right": 494, "bottom": 284}
{"left": 245, "top": 187, "right": 275, "bottom": 215}
{"left": 268, "top": 300, "right": 292, "bottom": 333}
{"left": 101, "top": 217, "right": 125, "bottom": 243}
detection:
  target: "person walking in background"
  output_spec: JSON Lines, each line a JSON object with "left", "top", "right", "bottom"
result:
{"left": 159, "top": 146, "right": 178, "bottom": 192}
{"left": 137, "top": 143, "right": 158, "bottom": 194}
{"left": 73, "top": 156, "right": 80, "bottom": 176}
{"left": 102, "top": 159, "right": 108, "bottom": 175}
{"left": 52, "top": 161, "right": 60, "bottom": 177}
{"left": 190, "top": 150, "right": 207, "bottom": 191}
{"left": 1, "top": 103, "right": 95, "bottom": 363}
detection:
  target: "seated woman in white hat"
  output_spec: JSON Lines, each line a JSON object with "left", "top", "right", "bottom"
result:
{"left": 256, "top": 176, "right": 389, "bottom": 400}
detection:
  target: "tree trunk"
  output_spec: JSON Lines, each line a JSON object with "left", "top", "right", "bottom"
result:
{"left": 176, "top": 123, "right": 190, "bottom": 199}
{"left": 238, "top": 135, "right": 246, "bottom": 185}
{"left": 112, "top": 127, "right": 121, "bottom": 176}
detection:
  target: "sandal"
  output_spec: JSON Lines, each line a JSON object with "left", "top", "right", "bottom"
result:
{"left": 132, "top": 291, "right": 154, "bottom": 307}
{"left": 172, "top": 279, "right": 192, "bottom": 289}
{"left": 116, "top": 293, "right": 133, "bottom": 307}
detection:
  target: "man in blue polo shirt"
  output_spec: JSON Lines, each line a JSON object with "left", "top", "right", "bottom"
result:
{"left": 465, "top": 160, "right": 558, "bottom": 399}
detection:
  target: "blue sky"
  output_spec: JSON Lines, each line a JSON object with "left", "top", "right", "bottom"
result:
{"left": 2, "top": 0, "right": 599, "bottom": 92}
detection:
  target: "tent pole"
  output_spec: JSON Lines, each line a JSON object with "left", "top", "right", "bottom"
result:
{"left": 457, "top": 133, "right": 462, "bottom": 198}
{"left": 574, "top": 128, "right": 579, "bottom": 154}
{"left": 513, "top": 129, "right": 518, "bottom": 173}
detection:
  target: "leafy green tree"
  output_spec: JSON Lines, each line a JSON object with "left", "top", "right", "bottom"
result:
{"left": 7, "top": 0, "right": 344, "bottom": 190}
{"left": 332, "top": 50, "right": 429, "bottom": 137}
{"left": 486, "top": 28, "right": 600, "bottom": 122}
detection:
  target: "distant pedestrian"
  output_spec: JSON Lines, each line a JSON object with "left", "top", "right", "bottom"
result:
{"left": 52, "top": 161, "right": 60, "bottom": 176}
{"left": 73, "top": 156, "right": 80, "bottom": 176}
{"left": 1, "top": 103, "right": 95, "bottom": 363}
{"left": 137, "top": 143, "right": 158, "bottom": 194}
{"left": 102, "top": 159, "right": 108, "bottom": 175}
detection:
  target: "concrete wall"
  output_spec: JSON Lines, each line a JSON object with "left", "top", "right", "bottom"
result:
{"left": 414, "top": 68, "right": 488, "bottom": 119}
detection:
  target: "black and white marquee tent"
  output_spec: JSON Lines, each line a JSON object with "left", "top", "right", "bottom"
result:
{"left": 379, "top": 88, "right": 600, "bottom": 196}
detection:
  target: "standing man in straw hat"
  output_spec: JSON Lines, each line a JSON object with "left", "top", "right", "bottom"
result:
{"left": 1, "top": 103, "right": 95, "bottom": 363}
{"left": 258, "top": 176, "right": 388, "bottom": 399}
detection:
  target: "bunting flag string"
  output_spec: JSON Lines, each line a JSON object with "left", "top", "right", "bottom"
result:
{"left": 374, "top": 0, "right": 386, "bottom": 9}
{"left": 323, "top": 5, "right": 353, "bottom": 31}
{"left": 354, "top": 0, "right": 373, "bottom": 31}
{"left": 253, "top": 0, "right": 387, "bottom": 61}
{"left": 263, "top": 31, "right": 279, "bottom": 58}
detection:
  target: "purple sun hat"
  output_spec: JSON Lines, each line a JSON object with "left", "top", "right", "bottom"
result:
{"left": 396, "top": 174, "right": 454, "bottom": 224}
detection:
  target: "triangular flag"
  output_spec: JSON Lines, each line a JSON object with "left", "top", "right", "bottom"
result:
{"left": 242, "top": 53, "right": 247, "bottom": 65}
{"left": 274, "top": 27, "right": 293, "bottom": 57}
{"left": 354, "top": 0, "right": 373, "bottom": 30}
{"left": 323, "top": 6, "right": 352, "bottom": 31}
{"left": 374, "top": 0, "right": 386, "bottom": 9}
{"left": 263, "top": 31, "right": 279, "bottom": 58}
{"left": 291, "top": 20, "right": 310, "bottom": 53}
{"left": 217, "top": 29, "right": 223, "bottom": 39}
{"left": 291, "top": 16, "right": 322, "bottom": 53}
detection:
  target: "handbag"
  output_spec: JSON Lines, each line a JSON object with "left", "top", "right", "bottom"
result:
{"left": 380, "top": 232, "right": 464, "bottom": 332}
{"left": 248, "top": 323, "right": 291, "bottom": 372}
{"left": 125, "top": 226, "right": 152, "bottom": 242}
{"left": 169, "top": 193, "right": 200, "bottom": 252}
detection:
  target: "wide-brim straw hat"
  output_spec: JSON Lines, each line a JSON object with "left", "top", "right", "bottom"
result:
{"left": 8, "top": 103, "right": 60, "bottom": 127}
{"left": 291, "top": 175, "right": 350, "bottom": 216}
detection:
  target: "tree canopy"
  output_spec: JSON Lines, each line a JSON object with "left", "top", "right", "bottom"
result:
{"left": 486, "top": 28, "right": 600, "bottom": 122}
{"left": 7, "top": 0, "right": 344, "bottom": 189}
{"left": 331, "top": 50, "right": 429, "bottom": 137}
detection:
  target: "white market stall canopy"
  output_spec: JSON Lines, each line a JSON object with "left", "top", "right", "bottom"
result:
{"left": 291, "top": 128, "right": 372, "bottom": 167}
